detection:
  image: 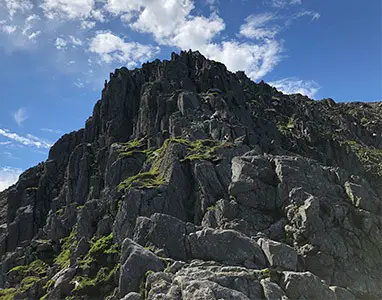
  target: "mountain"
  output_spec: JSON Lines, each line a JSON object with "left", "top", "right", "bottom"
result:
{"left": 0, "top": 50, "right": 381, "bottom": 300}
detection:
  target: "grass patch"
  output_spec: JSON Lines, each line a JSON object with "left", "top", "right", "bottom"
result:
{"left": 0, "top": 288, "right": 16, "bottom": 300}
{"left": 73, "top": 264, "right": 119, "bottom": 294}
{"left": 342, "top": 140, "right": 382, "bottom": 177}
{"left": 116, "top": 138, "right": 146, "bottom": 158}
{"left": 79, "top": 234, "right": 120, "bottom": 269}
{"left": 54, "top": 229, "right": 77, "bottom": 270}
{"left": 8, "top": 260, "right": 48, "bottom": 278}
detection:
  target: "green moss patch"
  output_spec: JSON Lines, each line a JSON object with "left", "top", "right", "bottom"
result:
{"left": 342, "top": 140, "right": 382, "bottom": 177}
{"left": 54, "top": 230, "right": 77, "bottom": 270}
{"left": 116, "top": 138, "right": 147, "bottom": 158}
{"left": 79, "top": 233, "right": 120, "bottom": 270}
{"left": 8, "top": 260, "right": 48, "bottom": 278}
{"left": 74, "top": 234, "right": 120, "bottom": 296}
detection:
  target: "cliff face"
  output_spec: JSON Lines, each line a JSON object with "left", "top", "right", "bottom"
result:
{"left": 0, "top": 50, "right": 381, "bottom": 300}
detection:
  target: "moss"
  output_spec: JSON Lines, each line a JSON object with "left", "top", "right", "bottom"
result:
{"left": 342, "top": 140, "right": 382, "bottom": 177}
{"left": 117, "top": 138, "right": 146, "bottom": 158}
{"left": 0, "top": 288, "right": 16, "bottom": 300}
{"left": 54, "top": 229, "right": 77, "bottom": 270}
{"left": 79, "top": 234, "right": 120, "bottom": 269}
{"left": 8, "top": 260, "right": 48, "bottom": 278}
{"left": 207, "top": 205, "right": 216, "bottom": 211}
{"left": 182, "top": 139, "right": 225, "bottom": 162}
{"left": 118, "top": 170, "right": 166, "bottom": 192}
{"left": 20, "top": 276, "right": 40, "bottom": 293}
{"left": 73, "top": 264, "right": 120, "bottom": 294}
{"left": 118, "top": 138, "right": 228, "bottom": 192}
{"left": 43, "top": 279, "right": 55, "bottom": 291}
{"left": 286, "top": 116, "right": 296, "bottom": 129}
{"left": 56, "top": 208, "right": 64, "bottom": 216}
{"left": 89, "top": 234, "right": 119, "bottom": 256}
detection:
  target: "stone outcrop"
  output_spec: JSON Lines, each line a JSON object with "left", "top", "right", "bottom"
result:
{"left": 0, "top": 51, "right": 381, "bottom": 299}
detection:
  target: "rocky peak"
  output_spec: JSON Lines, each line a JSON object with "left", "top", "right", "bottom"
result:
{"left": 0, "top": 51, "right": 381, "bottom": 300}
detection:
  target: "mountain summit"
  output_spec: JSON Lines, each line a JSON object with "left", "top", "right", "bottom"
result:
{"left": 0, "top": 51, "right": 381, "bottom": 300}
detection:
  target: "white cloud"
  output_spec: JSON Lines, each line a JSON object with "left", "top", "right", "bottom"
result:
{"left": 296, "top": 11, "right": 320, "bottom": 21}
{"left": 0, "top": 166, "right": 22, "bottom": 192}
{"left": 4, "top": 0, "right": 34, "bottom": 18}
{"left": 0, "top": 128, "right": 52, "bottom": 149}
{"left": 81, "top": 20, "right": 96, "bottom": 29}
{"left": 105, "top": 0, "right": 142, "bottom": 15}
{"left": 269, "top": 77, "right": 320, "bottom": 98}
{"left": 240, "top": 13, "right": 279, "bottom": 40}
{"left": 205, "top": 39, "right": 283, "bottom": 81}
{"left": 130, "top": 0, "right": 195, "bottom": 43}
{"left": 41, "top": 0, "right": 95, "bottom": 20}
{"left": 89, "top": 31, "right": 159, "bottom": 65}
{"left": 2, "top": 25, "right": 17, "bottom": 34}
{"left": 170, "top": 15, "right": 225, "bottom": 50}
{"left": 13, "top": 107, "right": 28, "bottom": 126}
{"left": 41, "top": 128, "right": 63, "bottom": 134}
{"left": 69, "top": 35, "right": 83, "bottom": 46}
{"left": 0, "top": 141, "right": 11, "bottom": 145}
{"left": 55, "top": 37, "right": 67, "bottom": 49}
{"left": 268, "top": 0, "right": 302, "bottom": 8}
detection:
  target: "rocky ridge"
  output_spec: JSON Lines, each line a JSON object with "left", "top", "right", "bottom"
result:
{"left": 0, "top": 50, "right": 381, "bottom": 300}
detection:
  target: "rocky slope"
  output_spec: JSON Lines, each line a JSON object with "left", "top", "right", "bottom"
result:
{"left": 0, "top": 50, "right": 381, "bottom": 300}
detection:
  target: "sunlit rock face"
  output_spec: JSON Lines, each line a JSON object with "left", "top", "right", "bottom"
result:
{"left": 0, "top": 51, "right": 381, "bottom": 300}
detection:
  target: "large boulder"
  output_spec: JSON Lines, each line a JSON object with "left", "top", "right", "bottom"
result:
{"left": 119, "top": 238, "right": 165, "bottom": 297}
{"left": 280, "top": 271, "right": 336, "bottom": 300}
{"left": 187, "top": 229, "right": 266, "bottom": 266}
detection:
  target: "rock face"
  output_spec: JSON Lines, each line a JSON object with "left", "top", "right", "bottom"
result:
{"left": 0, "top": 50, "right": 381, "bottom": 299}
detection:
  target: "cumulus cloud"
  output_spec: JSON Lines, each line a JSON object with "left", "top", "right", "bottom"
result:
{"left": 269, "top": 77, "right": 320, "bottom": 98}
{"left": 170, "top": 15, "right": 225, "bottom": 49}
{"left": 4, "top": 0, "right": 34, "bottom": 18}
{"left": 0, "top": 0, "right": 320, "bottom": 86}
{"left": 41, "top": 0, "right": 95, "bottom": 20}
{"left": 89, "top": 31, "right": 160, "bottom": 66}
{"left": 205, "top": 39, "right": 283, "bottom": 80}
{"left": 13, "top": 107, "right": 28, "bottom": 126}
{"left": 0, "top": 166, "right": 22, "bottom": 191}
{"left": 0, "top": 128, "right": 52, "bottom": 148}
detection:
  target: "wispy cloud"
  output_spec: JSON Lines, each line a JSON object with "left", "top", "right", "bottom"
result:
{"left": 0, "top": 141, "right": 11, "bottom": 145}
{"left": 240, "top": 13, "right": 279, "bottom": 40}
{"left": 269, "top": 77, "right": 320, "bottom": 98}
{"left": 41, "top": 128, "right": 62, "bottom": 134}
{"left": 267, "top": 0, "right": 302, "bottom": 9}
{"left": 0, "top": 166, "right": 22, "bottom": 192}
{"left": 0, "top": 128, "right": 52, "bottom": 149}
{"left": 13, "top": 107, "right": 28, "bottom": 126}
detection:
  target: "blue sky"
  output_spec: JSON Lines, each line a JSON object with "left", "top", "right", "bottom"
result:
{"left": 0, "top": 0, "right": 381, "bottom": 190}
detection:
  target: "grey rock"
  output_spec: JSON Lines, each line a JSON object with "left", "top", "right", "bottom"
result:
{"left": 280, "top": 271, "right": 336, "bottom": 300}
{"left": 120, "top": 292, "right": 143, "bottom": 300}
{"left": 258, "top": 238, "right": 298, "bottom": 271}
{"left": 188, "top": 228, "right": 266, "bottom": 266}
{"left": 119, "top": 238, "right": 165, "bottom": 297}
{"left": 329, "top": 286, "right": 356, "bottom": 300}
{"left": 260, "top": 278, "right": 289, "bottom": 300}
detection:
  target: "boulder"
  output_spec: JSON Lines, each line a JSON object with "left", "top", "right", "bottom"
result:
{"left": 119, "top": 238, "right": 165, "bottom": 297}
{"left": 280, "top": 271, "right": 336, "bottom": 300}
{"left": 257, "top": 238, "right": 298, "bottom": 271}
{"left": 187, "top": 229, "right": 266, "bottom": 266}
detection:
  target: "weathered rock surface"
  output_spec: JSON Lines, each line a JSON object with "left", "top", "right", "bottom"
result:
{"left": 0, "top": 51, "right": 381, "bottom": 299}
